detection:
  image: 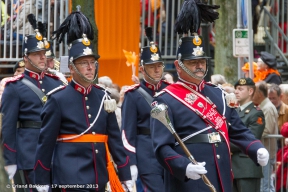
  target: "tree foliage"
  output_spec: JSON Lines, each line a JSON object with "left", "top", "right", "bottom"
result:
{"left": 214, "top": 0, "right": 238, "bottom": 84}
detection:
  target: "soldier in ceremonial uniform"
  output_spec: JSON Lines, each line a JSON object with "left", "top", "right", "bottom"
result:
{"left": 232, "top": 77, "right": 265, "bottom": 192}
{"left": 150, "top": 1, "right": 269, "bottom": 192}
{"left": 13, "top": 60, "right": 25, "bottom": 76}
{"left": 45, "top": 41, "right": 68, "bottom": 85}
{"left": 1, "top": 15, "right": 63, "bottom": 191}
{"left": 34, "top": 10, "right": 132, "bottom": 192}
{"left": 121, "top": 27, "right": 169, "bottom": 191}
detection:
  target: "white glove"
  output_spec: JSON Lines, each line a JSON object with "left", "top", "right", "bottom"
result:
{"left": 185, "top": 162, "right": 207, "bottom": 180}
{"left": 130, "top": 165, "right": 138, "bottom": 182}
{"left": 121, "top": 180, "right": 134, "bottom": 192}
{"left": 36, "top": 185, "right": 49, "bottom": 192}
{"left": 4, "top": 164, "right": 17, "bottom": 179}
{"left": 257, "top": 148, "right": 269, "bottom": 166}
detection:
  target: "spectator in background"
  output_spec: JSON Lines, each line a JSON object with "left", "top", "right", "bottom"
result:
{"left": 256, "top": 52, "right": 282, "bottom": 85}
{"left": 163, "top": 71, "right": 174, "bottom": 83}
{"left": 1, "top": 0, "right": 9, "bottom": 27}
{"left": 12, "top": 0, "right": 36, "bottom": 41}
{"left": 98, "top": 76, "right": 113, "bottom": 88}
{"left": 211, "top": 74, "right": 227, "bottom": 85}
{"left": 109, "top": 87, "right": 121, "bottom": 128}
{"left": 242, "top": 62, "right": 261, "bottom": 83}
{"left": 276, "top": 122, "right": 288, "bottom": 192}
{"left": 222, "top": 83, "right": 235, "bottom": 93}
{"left": 268, "top": 84, "right": 288, "bottom": 134}
{"left": 279, "top": 84, "right": 288, "bottom": 105}
{"left": 253, "top": 81, "right": 278, "bottom": 192}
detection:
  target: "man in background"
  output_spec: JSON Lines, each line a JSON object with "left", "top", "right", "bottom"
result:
{"left": 232, "top": 77, "right": 265, "bottom": 192}
{"left": 253, "top": 81, "right": 278, "bottom": 192}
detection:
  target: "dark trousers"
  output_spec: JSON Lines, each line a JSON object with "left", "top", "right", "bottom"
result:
{"left": 233, "top": 178, "right": 261, "bottom": 192}
{"left": 20, "top": 169, "right": 38, "bottom": 192}
{"left": 140, "top": 173, "right": 165, "bottom": 192}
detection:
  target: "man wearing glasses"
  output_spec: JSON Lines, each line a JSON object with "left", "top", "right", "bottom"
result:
{"left": 33, "top": 11, "right": 133, "bottom": 192}
{"left": 1, "top": 24, "right": 63, "bottom": 191}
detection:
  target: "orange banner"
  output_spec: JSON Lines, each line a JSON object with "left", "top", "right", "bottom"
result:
{"left": 95, "top": 0, "right": 140, "bottom": 87}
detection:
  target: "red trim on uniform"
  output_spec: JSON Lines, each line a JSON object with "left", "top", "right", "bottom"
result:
{"left": 164, "top": 155, "right": 181, "bottom": 175}
{"left": 3, "top": 144, "right": 16, "bottom": 152}
{"left": 145, "top": 81, "right": 162, "bottom": 91}
{"left": 140, "top": 175, "right": 148, "bottom": 192}
{"left": 124, "top": 84, "right": 140, "bottom": 93}
{"left": 117, "top": 156, "right": 129, "bottom": 168}
{"left": 61, "top": 188, "right": 66, "bottom": 192}
{"left": 245, "top": 140, "right": 261, "bottom": 155}
{"left": 178, "top": 79, "right": 206, "bottom": 92}
{"left": 73, "top": 80, "right": 92, "bottom": 95}
{"left": 212, "top": 143, "right": 225, "bottom": 192}
{"left": 5, "top": 74, "right": 24, "bottom": 84}
{"left": 34, "top": 160, "right": 50, "bottom": 171}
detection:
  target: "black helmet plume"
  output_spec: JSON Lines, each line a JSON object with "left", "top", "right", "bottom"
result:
{"left": 27, "top": 14, "right": 37, "bottom": 30}
{"left": 174, "top": 0, "right": 220, "bottom": 35}
{"left": 52, "top": 7, "right": 94, "bottom": 44}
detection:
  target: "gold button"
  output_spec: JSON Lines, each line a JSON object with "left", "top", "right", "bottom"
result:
{"left": 86, "top": 106, "right": 90, "bottom": 110}
{"left": 39, "top": 81, "right": 42, "bottom": 84}
{"left": 92, "top": 132, "right": 95, "bottom": 135}
{"left": 95, "top": 149, "right": 98, "bottom": 154}
{"left": 85, "top": 97, "right": 88, "bottom": 100}
{"left": 42, "top": 89, "right": 45, "bottom": 92}
{"left": 217, "top": 155, "right": 220, "bottom": 159}
{"left": 88, "top": 114, "right": 91, "bottom": 118}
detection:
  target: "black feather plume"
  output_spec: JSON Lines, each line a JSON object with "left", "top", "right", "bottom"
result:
{"left": 27, "top": 14, "right": 37, "bottom": 30}
{"left": 52, "top": 11, "right": 94, "bottom": 44}
{"left": 174, "top": 0, "right": 220, "bottom": 35}
{"left": 145, "top": 27, "right": 153, "bottom": 42}
{"left": 37, "top": 22, "right": 47, "bottom": 38}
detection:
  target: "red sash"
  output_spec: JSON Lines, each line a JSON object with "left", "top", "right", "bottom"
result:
{"left": 164, "top": 82, "right": 230, "bottom": 149}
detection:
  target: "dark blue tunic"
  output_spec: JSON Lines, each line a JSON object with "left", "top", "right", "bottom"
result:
{"left": 150, "top": 80, "right": 265, "bottom": 192}
{"left": 1, "top": 69, "right": 63, "bottom": 170}
{"left": 34, "top": 80, "right": 131, "bottom": 191}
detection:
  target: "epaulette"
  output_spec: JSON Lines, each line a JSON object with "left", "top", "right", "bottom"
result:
{"left": 94, "top": 84, "right": 106, "bottom": 90}
{"left": 162, "top": 80, "right": 171, "bottom": 85}
{"left": 45, "top": 73, "right": 60, "bottom": 80}
{"left": 205, "top": 81, "right": 217, "bottom": 87}
{"left": 5, "top": 74, "right": 24, "bottom": 84}
{"left": 154, "top": 90, "right": 165, "bottom": 97}
{"left": 124, "top": 84, "right": 140, "bottom": 93}
{"left": 46, "top": 85, "right": 66, "bottom": 96}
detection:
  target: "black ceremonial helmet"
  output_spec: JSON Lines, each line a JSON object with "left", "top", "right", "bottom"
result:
{"left": 174, "top": 0, "right": 219, "bottom": 80}
{"left": 52, "top": 6, "right": 100, "bottom": 83}
{"left": 140, "top": 27, "right": 164, "bottom": 82}
{"left": 23, "top": 14, "right": 50, "bottom": 72}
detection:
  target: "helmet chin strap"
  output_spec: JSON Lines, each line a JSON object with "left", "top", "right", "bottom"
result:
{"left": 26, "top": 55, "right": 46, "bottom": 72}
{"left": 142, "top": 64, "right": 164, "bottom": 83}
{"left": 71, "top": 62, "right": 98, "bottom": 83}
{"left": 178, "top": 59, "right": 208, "bottom": 80}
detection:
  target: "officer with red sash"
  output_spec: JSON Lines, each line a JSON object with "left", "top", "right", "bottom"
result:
{"left": 33, "top": 10, "right": 132, "bottom": 192}
{"left": 150, "top": 1, "right": 269, "bottom": 192}
{"left": 121, "top": 27, "right": 170, "bottom": 191}
{"left": 1, "top": 14, "right": 63, "bottom": 191}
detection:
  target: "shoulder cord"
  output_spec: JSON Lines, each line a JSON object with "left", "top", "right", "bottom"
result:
{"left": 57, "top": 89, "right": 110, "bottom": 141}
